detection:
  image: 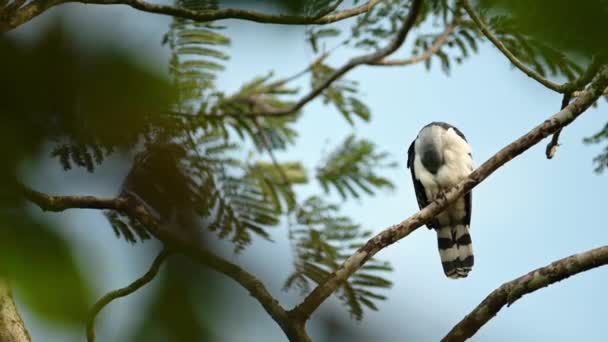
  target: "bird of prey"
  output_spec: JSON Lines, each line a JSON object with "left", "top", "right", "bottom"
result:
{"left": 407, "top": 122, "right": 474, "bottom": 278}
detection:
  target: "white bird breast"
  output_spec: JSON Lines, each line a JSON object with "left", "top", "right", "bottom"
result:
{"left": 413, "top": 126, "right": 474, "bottom": 201}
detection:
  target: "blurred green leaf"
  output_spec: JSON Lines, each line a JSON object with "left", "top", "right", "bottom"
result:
{"left": 0, "top": 213, "right": 92, "bottom": 325}
{"left": 0, "top": 20, "right": 178, "bottom": 172}
{"left": 131, "top": 257, "right": 217, "bottom": 342}
{"left": 476, "top": 0, "right": 608, "bottom": 58}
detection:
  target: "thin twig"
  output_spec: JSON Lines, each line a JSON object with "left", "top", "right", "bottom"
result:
{"left": 370, "top": 17, "right": 459, "bottom": 66}
{"left": 86, "top": 248, "right": 172, "bottom": 342}
{"left": 442, "top": 245, "right": 608, "bottom": 342}
{"left": 545, "top": 93, "right": 571, "bottom": 159}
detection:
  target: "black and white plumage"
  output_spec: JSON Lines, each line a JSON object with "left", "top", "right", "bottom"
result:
{"left": 407, "top": 122, "right": 474, "bottom": 279}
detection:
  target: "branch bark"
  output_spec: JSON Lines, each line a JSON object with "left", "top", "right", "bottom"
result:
{"left": 0, "top": 280, "right": 31, "bottom": 342}
{"left": 1, "top": 0, "right": 380, "bottom": 33}
{"left": 442, "top": 245, "right": 608, "bottom": 342}
{"left": 289, "top": 65, "right": 608, "bottom": 321}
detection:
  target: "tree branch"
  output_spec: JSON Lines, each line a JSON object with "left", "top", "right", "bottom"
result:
{"left": 20, "top": 187, "right": 301, "bottom": 340}
{"left": 289, "top": 65, "right": 608, "bottom": 321}
{"left": 86, "top": 248, "right": 172, "bottom": 342}
{"left": 369, "top": 17, "right": 459, "bottom": 66}
{"left": 442, "top": 245, "right": 608, "bottom": 342}
{"left": 1, "top": 0, "right": 381, "bottom": 33}
{"left": 0, "top": 279, "right": 31, "bottom": 342}
{"left": 459, "top": 0, "right": 592, "bottom": 94}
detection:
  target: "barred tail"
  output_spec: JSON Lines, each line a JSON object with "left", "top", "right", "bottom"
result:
{"left": 436, "top": 225, "right": 474, "bottom": 279}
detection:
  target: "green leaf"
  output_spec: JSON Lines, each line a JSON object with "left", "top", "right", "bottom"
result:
{"left": 0, "top": 214, "right": 92, "bottom": 325}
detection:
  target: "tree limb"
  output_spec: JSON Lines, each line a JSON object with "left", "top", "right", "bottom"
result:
{"left": 0, "top": 279, "right": 31, "bottom": 342}
{"left": 1, "top": 0, "right": 381, "bottom": 33}
{"left": 289, "top": 65, "right": 608, "bottom": 322}
{"left": 86, "top": 248, "right": 172, "bottom": 342}
{"left": 442, "top": 245, "right": 608, "bottom": 342}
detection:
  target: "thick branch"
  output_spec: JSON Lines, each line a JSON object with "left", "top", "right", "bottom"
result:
{"left": 1, "top": 0, "right": 380, "bottom": 33}
{"left": 442, "top": 245, "right": 608, "bottom": 342}
{"left": 460, "top": 0, "right": 588, "bottom": 94}
{"left": 290, "top": 65, "right": 608, "bottom": 321}
{"left": 86, "top": 248, "right": 171, "bottom": 342}
{"left": 0, "top": 280, "right": 31, "bottom": 342}
{"left": 370, "top": 17, "right": 458, "bottom": 66}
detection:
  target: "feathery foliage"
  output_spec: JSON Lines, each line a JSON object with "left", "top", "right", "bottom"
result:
{"left": 584, "top": 122, "right": 608, "bottom": 174}
{"left": 311, "top": 62, "right": 371, "bottom": 125}
{"left": 200, "top": 72, "right": 300, "bottom": 150}
{"left": 316, "top": 135, "right": 395, "bottom": 199}
{"left": 284, "top": 196, "right": 393, "bottom": 320}
{"left": 165, "top": 0, "right": 229, "bottom": 110}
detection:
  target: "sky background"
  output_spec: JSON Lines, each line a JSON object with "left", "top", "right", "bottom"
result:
{"left": 7, "top": 2, "right": 608, "bottom": 341}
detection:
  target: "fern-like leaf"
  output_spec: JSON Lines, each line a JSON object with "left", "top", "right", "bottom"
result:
{"left": 284, "top": 196, "right": 393, "bottom": 320}
{"left": 316, "top": 135, "right": 395, "bottom": 199}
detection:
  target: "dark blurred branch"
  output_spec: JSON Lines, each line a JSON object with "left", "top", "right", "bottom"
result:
{"left": 460, "top": 0, "right": 600, "bottom": 94}
{"left": 20, "top": 186, "right": 308, "bottom": 340}
{"left": 289, "top": 65, "right": 608, "bottom": 321}
{"left": 86, "top": 248, "right": 172, "bottom": 342}
{"left": 442, "top": 245, "right": 608, "bottom": 342}
{"left": 0, "top": 279, "right": 32, "bottom": 342}
{"left": 1, "top": 0, "right": 380, "bottom": 33}
{"left": 369, "top": 16, "right": 459, "bottom": 66}
{"left": 20, "top": 184, "right": 129, "bottom": 211}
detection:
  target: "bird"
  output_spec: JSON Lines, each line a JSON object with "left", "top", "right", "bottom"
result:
{"left": 407, "top": 122, "right": 474, "bottom": 278}
{"left": 108, "top": 142, "right": 205, "bottom": 243}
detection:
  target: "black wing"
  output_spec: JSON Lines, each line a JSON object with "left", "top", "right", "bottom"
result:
{"left": 407, "top": 140, "right": 437, "bottom": 229}
{"left": 427, "top": 122, "right": 473, "bottom": 227}
{"left": 464, "top": 188, "right": 472, "bottom": 227}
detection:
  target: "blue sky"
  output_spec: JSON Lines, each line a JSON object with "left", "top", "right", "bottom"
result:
{"left": 10, "top": 3, "right": 608, "bottom": 341}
